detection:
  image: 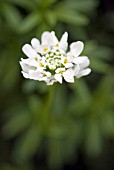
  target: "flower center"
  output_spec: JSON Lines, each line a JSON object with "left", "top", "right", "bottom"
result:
{"left": 41, "top": 49, "right": 65, "bottom": 71}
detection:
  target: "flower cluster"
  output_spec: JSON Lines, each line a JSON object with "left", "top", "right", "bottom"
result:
{"left": 20, "top": 31, "right": 91, "bottom": 85}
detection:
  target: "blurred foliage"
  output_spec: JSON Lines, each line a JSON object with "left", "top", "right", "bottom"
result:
{"left": 0, "top": 0, "right": 114, "bottom": 170}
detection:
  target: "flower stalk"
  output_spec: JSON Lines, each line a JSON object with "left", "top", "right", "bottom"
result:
{"left": 41, "top": 85, "right": 55, "bottom": 131}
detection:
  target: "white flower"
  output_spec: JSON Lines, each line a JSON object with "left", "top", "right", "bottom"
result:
{"left": 20, "top": 31, "right": 91, "bottom": 85}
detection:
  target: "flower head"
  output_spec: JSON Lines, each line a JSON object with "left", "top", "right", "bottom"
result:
{"left": 20, "top": 31, "right": 91, "bottom": 85}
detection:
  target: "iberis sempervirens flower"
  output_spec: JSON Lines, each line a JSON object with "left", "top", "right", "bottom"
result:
{"left": 20, "top": 31, "right": 91, "bottom": 85}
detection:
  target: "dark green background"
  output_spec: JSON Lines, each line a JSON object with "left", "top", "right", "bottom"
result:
{"left": 0, "top": 0, "right": 114, "bottom": 169}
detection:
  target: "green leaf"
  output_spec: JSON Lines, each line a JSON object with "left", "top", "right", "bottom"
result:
{"left": 36, "top": 81, "right": 48, "bottom": 93}
{"left": 13, "top": 126, "right": 41, "bottom": 162}
{"left": 2, "top": 3, "right": 22, "bottom": 28}
{"left": 101, "top": 112, "right": 114, "bottom": 136}
{"left": 1, "top": 163, "right": 32, "bottom": 170}
{"left": 91, "top": 73, "right": 114, "bottom": 117}
{"left": 47, "top": 123, "right": 67, "bottom": 138}
{"left": 70, "top": 79, "right": 92, "bottom": 105}
{"left": 95, "top": 73, "right": 114, "bottom": 97}
{"left": 36, "top": 22, "right": 51, "bottom": 38}
{"left": 22, "top": 80, "right": 38, "bottom": 94}
{"left": 60, "top": 0, "right": 99, "bottom": 12}
{"left": 17, "top": 12, "right": 40, "bottom": 33}
{"left": 85, "top": 119, "right": 102, "bottom": 155}
{"left": 6, "top": 0, "right": 35, "bottom": 10}
{"left": 48, "top": 138, "right": 65, "bottom": 169}
{"left": 46, "top": 10, "right": 57, "bottom": 27}
{"left": 3, "top": 111, "right": 31, "bottom": 138}
{"left": 91, "top": 59, "right": 109, "bottom": 73}
{"left": 55, "top": 9, "right": 89, "bottom": 26}
{"left": 83, "top": 41, "right": 113, "bottom": 60}
{"left": 27, "top": 94, "right": 43, "bottom": 121}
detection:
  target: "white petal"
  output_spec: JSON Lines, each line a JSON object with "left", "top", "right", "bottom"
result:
{"left": 21, "top": 58, "right": 31, "bottom": 65}
{"left": 38, "top": 73, "right": 51, "bottom": 81}
{"left": 51, "top": 31, "right": 59, "bottom": 45}
{"left": 43, "top": 71, "right": 51, "bottom": 77}
{"left": 64, "top": 63, "right": 74, "bottom": 68}
{"left": 21, "top": 58, "right": 39, "bottom": 68}
{"left": 59, "top": 32, "right": 68, "bottom": 51}
{"left": 36, "top": 67, "right": 44, "bottom": 72}
{"left": 73, "top": 56, "right": 90, "bottom": 66}
{"left": 20, "top": 61, "right": 31, "bottom": 73}
{"left": 63, "top": 75, "right": 74, "bottom": 83}
{"left": 55, "top": 68, "right": 65, "bottom": 74}
{"left": 74, "top": 64, "right": 80, "bottom": 76}
{"left": 41, "top": 31, "right": 58, "bottom": 46}
{"left": 22, "top": 44, "right": 37, "bottom": 58}
{"left": 54, "top": 74, "right": 62, "bottom": 83}
{"left": 48, "top": 64, "right": 56, "bottom": 70}
{"left": 46, "top": 76, "right": 57, "bottom": 85}
{"left": 38, "top": 45, "right": 50, "bottom": 54}
{"left": 67, "top": 52, "right": 74, "bottom": 62}
{"left": 31, "top": 38, "right": 40, "bottom": 52}
{"left": 78, "top": 56, "right": 90, "bottom": 69}
{"left": 39, "top": 77, "right": 49, "bottom": 81}
{"left": 63, "top": 69, "right": 74, "bottom": 83}
{"left": 21, "top": 71, "right": 30, "bottom": 79}
{"left": 29, "top": 70, "right": 43, "bottom": 80}
{"left": 70, "top": 41, "right": 84, "bottom": 57}
{"left": 76, "top": 68, "right": 91, "bottom": 78}
{"left": 46, "top": 81, "right": 54, "bottom": 86}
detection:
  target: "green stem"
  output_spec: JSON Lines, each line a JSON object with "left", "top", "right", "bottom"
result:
{"left": 42, "top": 85, "right": 55, "bottom": 131}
